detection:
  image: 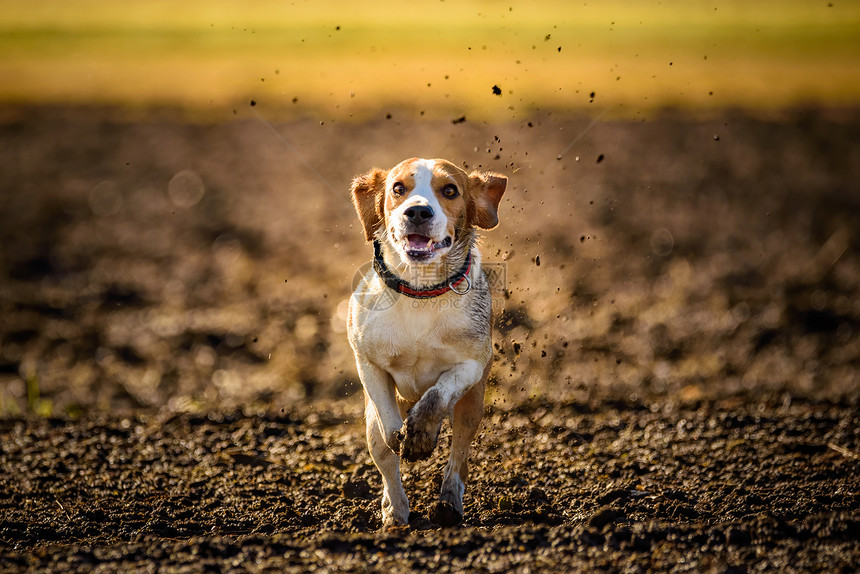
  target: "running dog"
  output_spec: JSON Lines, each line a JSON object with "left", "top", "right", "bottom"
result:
{"left": 347, "top": 158, "right": 507, "bottom": 528}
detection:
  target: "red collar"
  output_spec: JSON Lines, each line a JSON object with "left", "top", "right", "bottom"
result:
{"left": 372, "top": 240, "right": 472, "bottom": 299}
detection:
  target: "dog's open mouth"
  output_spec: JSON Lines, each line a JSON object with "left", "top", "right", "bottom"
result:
{"left": 404, "top": 234, "right": 452, "bottom": 261}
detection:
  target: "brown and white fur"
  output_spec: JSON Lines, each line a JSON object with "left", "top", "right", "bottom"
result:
{"left": 347, "top": 158, "right": 507, "bottom": 528}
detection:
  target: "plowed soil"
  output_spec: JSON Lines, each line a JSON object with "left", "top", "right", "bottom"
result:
{"left": 1, "top": 106, "right": 858, "bottom": 572}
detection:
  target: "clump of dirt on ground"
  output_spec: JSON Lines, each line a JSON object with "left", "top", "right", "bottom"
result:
{"left": 0, "top": 107, "right": 858, "bottom": 572}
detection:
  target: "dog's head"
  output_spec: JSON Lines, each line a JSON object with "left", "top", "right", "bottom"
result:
{"left": 351, "top": 158, "right": 507, "bottom": 264}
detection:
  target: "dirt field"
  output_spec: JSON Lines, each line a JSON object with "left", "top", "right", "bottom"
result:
{"left": 1, "top": 106, "right": 859, "bottom": 572}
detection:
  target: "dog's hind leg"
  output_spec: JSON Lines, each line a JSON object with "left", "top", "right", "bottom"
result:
{"left": 364, "top": 392, "right": 409, "bottom": 528}
{"left": 431, "top": 370, "right": 487, "bottom": 527}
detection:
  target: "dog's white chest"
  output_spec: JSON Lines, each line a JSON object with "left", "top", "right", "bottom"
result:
{"left": 353, "top": 295, "right": 475, "bottom": 401}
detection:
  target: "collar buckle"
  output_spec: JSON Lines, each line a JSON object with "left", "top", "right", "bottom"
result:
{"left": 448, "top": 273, "right": 472, "bottom": 295}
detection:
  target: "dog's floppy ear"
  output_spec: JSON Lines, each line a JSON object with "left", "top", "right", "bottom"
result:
{"left": 467, "top": 171, "right": 507, "bottom": 229}
{"left": 350, "top": 168, "right": 388, "bottom": 241}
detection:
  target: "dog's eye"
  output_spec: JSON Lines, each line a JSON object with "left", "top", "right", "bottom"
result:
{"left": 441, "top": 184, "right": 459, "bottom": 198}
{"left": 392, "top": 182, "right": 406, "bottom": 195}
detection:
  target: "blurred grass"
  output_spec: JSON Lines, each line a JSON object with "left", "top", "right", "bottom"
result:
{"left": 1, "top": 0, "right": 859, "bottom": 119}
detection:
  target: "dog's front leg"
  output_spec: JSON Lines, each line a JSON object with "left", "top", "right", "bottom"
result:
{"left": 400, "top": 359, "right": 485, "bottom": 462}
{"left": 357, "top": 360, "right": 410, "bottom": 527}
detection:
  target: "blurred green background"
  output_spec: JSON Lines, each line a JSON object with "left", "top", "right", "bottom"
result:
{"left": 2, "top": 0, "right": 859, "bottom": 119}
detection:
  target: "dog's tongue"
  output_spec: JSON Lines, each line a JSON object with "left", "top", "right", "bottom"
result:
{"left": 407, "top": 234, "right": 433, "bottom": 251}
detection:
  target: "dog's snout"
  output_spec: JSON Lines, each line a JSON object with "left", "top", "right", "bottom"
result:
{"left": 404, "top": 205, "right": 434, "bottom": 224}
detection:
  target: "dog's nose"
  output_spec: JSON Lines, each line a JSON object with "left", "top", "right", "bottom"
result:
{"left": 404, "top": 205, "right": 434, "bottom": 224}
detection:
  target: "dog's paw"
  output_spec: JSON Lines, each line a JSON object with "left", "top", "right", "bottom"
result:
{"left": 387, "top": 429, "right": 403, "bottom": 454}
{"left": 399, "top": 418, "right": 440, "bottom": 462}
{"left": 399, "top": 388, "right": 445, "bottom": 462}
{"left": 429, "top": 500, "right": 463, "bottom": 527}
